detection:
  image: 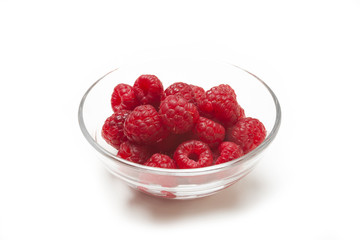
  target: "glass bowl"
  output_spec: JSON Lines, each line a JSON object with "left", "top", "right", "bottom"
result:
{"left": 78, "top": 58, "right": 281, "bottom": 200}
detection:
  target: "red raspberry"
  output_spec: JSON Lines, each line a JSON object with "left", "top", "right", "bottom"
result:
{"left": 215, "top": 142, "right": 244, "bottom": 165}
{"left": 163, "top": 82, "right": 195, "bottom": 103}
{"left": 117, "top": 141, "right": 153, "bottom": 164}
{"left": 237, "top": 104, "right": 246, "bottom": 119}
{"left": 144, "top": 153, "right": 177, "bottom": 169}
{"left": 140, "top": 154, "right": 179, "bottom": 187}
{"left": 111, "top": 83, "right": 138, "bottom": 112}
{"left": 189, "top": 84, "right": 205, "bottom": 106}
{"left": 227, "top": 117, "right": 266, "bottom": 154}
{"left": 219, "top": 84, "right": 237, "bottom": 99}
{"left": 152, "top": 132, "right": 192, "bottom": 154}
{"left": 212, "top": 149, "right": 220, "bottom": 164}
{"left": 159, "top": 95, "right": 199, "bottom": 134}
{"left": 173, "top": 140, "right": 213, "bottom": 169}
{"left": 101, "top": 110, "right": 131, "bottom": 149}
{"left": 198, "top": 84, "right": 241, "bottom": 127}
{"left": 192, "top": 117, "right": 225, "bottom": 149}
{"left": 133, "top": 75, "right": 164, "bottom": 109}
{"left": 124, "top": 105, "right": 168, "bottom": 144}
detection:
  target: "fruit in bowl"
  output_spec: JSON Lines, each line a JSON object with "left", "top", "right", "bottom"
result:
{"left": 78, "top": 58, "right": 281, "bottom": 199}
{"left": 102, "top": 75, "right": 266, "bottom": 169}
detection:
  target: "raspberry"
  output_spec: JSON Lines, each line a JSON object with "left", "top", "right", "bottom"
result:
{"left": 101, "top": 110, "right": 131, "bottom": 149}
{"left": 152, "top": 132, "right": 192, "bottom": 154}
{"left": 140, "top": 153, "right": 179, "bottom": 187}
{"left": 192, "top": 117, "right": 225, "bottom": 148}
{"left": 189, "top": 84, "right": 205, "bottom": 106}
{"left": 212, "top": 149, "right": 220, "bottom": 164}
{"left": 173, "top": 140, "right": 213, "bottom": 169}
{"left": 124, "top": 105, "right": 168, "bottom": 144}
{"left": 117, "top": 141, "right": 153, "bottom": 164}
{"left": 111, "top": 84, "right": 138, "bottom": 112}
{"left": 144, "top": 153, "right": 177, "bottom": 169}
{"left": 227, "top": 117, "right": 266, "bottom": 154}
{"left": 237, "top": 104, "right": 246, "bottom": 119}
{"left": 133, "top": 75, "right": 164, "bottom": 109}
{"left": 219, "top": 84, "right": 237, "bottom": 99}
{"left": 163, "top": 82, "right": 195, "bottom": 103}
{"left": 159, "top": 95, "right": 199, "bottom": 134}
{"left": 215, "top": 142, "right": 244, "bottom": 165}
{"left": 198, "top": 84, "right": 241, "bottom": 127}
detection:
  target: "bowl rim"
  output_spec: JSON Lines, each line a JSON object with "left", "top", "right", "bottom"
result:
{"left": 78, "top": 61, "right": 281, "bottom": 175}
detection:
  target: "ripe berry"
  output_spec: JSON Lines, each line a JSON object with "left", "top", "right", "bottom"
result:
{"left": 144, "top": 153, "right": 177, "bottom": 169}
{"left": 111, "top": 83, "right": 138, "bottom": 112}
{"left": 133, "top": 75, "right": 164, "bottom": 109}
{"left": 152, "top": 132, "right": 192, "bottom": 154}
{"left": 227, "top": 117, "right": 266, "bottom": 154}
{"left": 237, "top": 104, "right": 246, "bottom": 119}
{"left": 219, "top": 84, "right": 237, "bottom": 99}
{"left": 212, "top": 149, "right": 220, "bottom": 164}
{"left": 192, "top": 117, "right": 225, "bottom": 148}
{"left": 198, "top": 84, "right": 241, "bottom": 127}
{"left": 173, "top": 140, "right": 213, "bottom": 169}
{"left": 101, "top": 110, "right": 131, "bottom": 149}
{"left": 163, "top": 82, "right": 195, "bottom": 103}
{"left": 117, "top": 141, "right": 153, "bottom": 164}
{"left": 215, "top": 142, "right": 244, "bottom": 165}
{"left": 189, "top": 84, "right": 205, "bottom": 106}
{"left": 124, "top": 105, "right": 168, "bottom": 144}
{"left": 159, "top": 95, "right": 199, "bottom": 134}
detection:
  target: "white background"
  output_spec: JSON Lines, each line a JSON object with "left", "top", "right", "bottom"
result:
{"left": 1, "top": 0, "right": 359, "bottom": 239}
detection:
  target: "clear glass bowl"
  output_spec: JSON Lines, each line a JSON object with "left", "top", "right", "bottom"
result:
{"left": 78, "top": 58, "right": 281, "bottom": 200}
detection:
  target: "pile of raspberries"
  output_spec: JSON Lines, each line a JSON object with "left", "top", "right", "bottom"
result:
{"left": 101, "top": 75, "right": 266, "bottom": 169}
